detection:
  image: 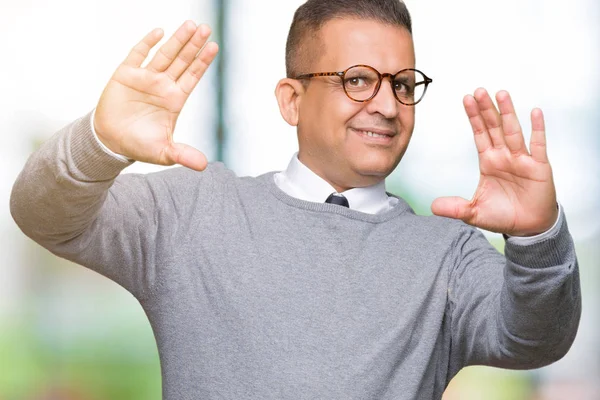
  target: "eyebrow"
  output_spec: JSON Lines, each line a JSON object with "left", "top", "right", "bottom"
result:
{"left": 393, "top": 75, "right": 414, "bottom": 84}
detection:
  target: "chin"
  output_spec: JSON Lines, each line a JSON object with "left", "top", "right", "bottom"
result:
{"left": 350, "top": 161, "right": 396, "bottom": 183}
{"left": 353, "top": 152, "right": 401, "bottom": 177}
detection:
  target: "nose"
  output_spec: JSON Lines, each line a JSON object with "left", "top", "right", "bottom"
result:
{"left": 365, "top": 77, "right": 400, "bottom": 119}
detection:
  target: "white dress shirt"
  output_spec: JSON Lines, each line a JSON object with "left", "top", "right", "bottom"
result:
{"left": 273, "top": 153, "right": 398, "bottom": 215}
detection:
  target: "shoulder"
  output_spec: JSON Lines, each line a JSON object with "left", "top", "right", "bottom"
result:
{"left": 133, "top": 162, "right": 270, "bottom": 204}
{"left": 387, "top": 200, "right": 488, "bottom": 251}
{"left": 392, "top": 199, "right": 467, "bottom": 237}
{"left": 144, "top": 161, "right": 236, "bottom": 184}
{"left": 115, "top": 162, "right": 243, "bottom": 191}
{"left": 109, "top": 162, "right": 242, "bottom": 203}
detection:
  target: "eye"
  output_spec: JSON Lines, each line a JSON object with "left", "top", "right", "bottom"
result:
{"left": 345, "top": 76, "right": 370, "bottom": 88}
{"left": 393, "top": 80, "right": 413, "bottom": 94}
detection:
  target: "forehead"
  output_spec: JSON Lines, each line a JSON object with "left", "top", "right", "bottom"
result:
{"left": 314, "top": 18, "right": 415, "bottom": 72}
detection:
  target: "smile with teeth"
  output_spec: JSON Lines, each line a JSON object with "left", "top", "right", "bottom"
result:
{"left": 355, "top": 129, "right": 392, "bottom": 139}
{"left": 365, "top": 131, "right": 387, "bottom": 138}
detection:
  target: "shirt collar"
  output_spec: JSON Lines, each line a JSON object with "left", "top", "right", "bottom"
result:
{"left": 277, "top": 153, "right": 390, "bottom": 214}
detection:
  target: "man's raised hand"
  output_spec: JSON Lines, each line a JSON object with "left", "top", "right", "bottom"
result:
{"left": 431, "top": 89, "right": 559, "bottom": 236}
{"left": 93, "top": 21, "right": 219, "bottom": 171}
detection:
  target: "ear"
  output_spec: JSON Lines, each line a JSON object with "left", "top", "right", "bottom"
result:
{"left": 275, "top": 78, "right": 305, "bottom": 127}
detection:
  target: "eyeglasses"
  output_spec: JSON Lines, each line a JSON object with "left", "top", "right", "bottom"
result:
{"left": 295, "top": 65, "right": 433, "bottom": 106}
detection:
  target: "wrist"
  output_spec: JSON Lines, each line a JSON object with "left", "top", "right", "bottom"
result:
{"left": 90, "top": 110, "right": 133, "bottom": 162}
{"left": 506, "top": 203, "right": 560, "bottom": 238}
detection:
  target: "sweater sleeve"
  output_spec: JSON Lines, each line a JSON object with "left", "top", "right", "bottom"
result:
{"left": 10, "top": 111, "right": 210, "bottom": 300}
{"left": 446, "top": 209, "right": 581, "bottom": 377}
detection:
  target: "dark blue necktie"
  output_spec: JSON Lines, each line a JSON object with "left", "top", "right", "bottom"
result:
{"left": 325, "top": 193, "right": 349, "bottom": 208}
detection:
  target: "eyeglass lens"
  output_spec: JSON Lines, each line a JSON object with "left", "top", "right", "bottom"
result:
{"left": 343, "top": 66, "right": 426, "bottom": 104}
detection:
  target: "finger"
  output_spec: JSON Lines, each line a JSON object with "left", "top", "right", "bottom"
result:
{"left": 178, "top": 42, "right": 219, "bottom": 95}
{"left": 496, "top": 91, "right": 528, "bottom": 156}
{"left": 474, "top": 88, "right": 506, "bottom": 149}
{"left": 123, "top": 28, "right": 164, "bottom": 68}
{"left": 463, "top": 95, "right": 492, "bottom": 154}
{"left": 163, "top": 142, "right": 208, "bottom": 171}
{"left": 530, "top": 108, "right": 549, "bottom": 163}
{"left": 431, "top": 196, "right": 475, "bottom": 223}
{"left": 165, "top": 24, "right": 212, "bottom": 81}
{"left": 147, "top": 20, "right": 197, "bottom": 73}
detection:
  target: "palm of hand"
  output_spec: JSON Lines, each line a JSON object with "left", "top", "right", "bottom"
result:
{"left": 432, "top": 89, "right": 558, "bottom": 236}
{"left": 94, "top": 22, "right": 219, "bottom": 171}
{"left": 469, "top": 144, "right": 556, "bottom": 235}
{"left": 97, "top": 68, "right": 186, "bottom": 163}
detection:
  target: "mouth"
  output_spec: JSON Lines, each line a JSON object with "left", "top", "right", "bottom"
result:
{"left": 351, "top": 128, "right": 396, "bottom": 144}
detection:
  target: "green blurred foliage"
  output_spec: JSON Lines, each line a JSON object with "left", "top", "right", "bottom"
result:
{"left": 0, "top": 317, "right": 161, "bottom": 400}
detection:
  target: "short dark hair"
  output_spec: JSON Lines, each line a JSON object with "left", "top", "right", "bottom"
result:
{"left": 285, "top": 0, "right": 413, "bottom": 78}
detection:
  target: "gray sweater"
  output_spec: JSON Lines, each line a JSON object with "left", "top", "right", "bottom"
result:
{"left": 11, "top": 112, "right": 581, "bottom": 400}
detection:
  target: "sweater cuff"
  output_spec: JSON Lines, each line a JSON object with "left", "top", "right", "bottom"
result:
{"left": 504, "top": 208, "right": 574, "bottom": 269}
{"left": 70, "top": 110, "right": 134, "bottom": 181}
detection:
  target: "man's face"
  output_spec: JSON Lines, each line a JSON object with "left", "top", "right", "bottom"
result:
{"left": 296, "top": 18, "right": 416, "bottom": 191}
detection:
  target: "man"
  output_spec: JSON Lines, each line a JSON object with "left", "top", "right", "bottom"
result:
{"left": 10, "top": 0, "right": 580, "bottom": 399}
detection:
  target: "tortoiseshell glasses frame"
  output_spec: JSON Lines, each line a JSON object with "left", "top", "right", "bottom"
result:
{"left": 294, "top": 64, "right": 433, "bottom": 106}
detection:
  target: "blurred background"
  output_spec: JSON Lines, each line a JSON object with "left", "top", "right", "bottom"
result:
{"left": 1, "top": 0, "right": 598, "bottom": 398}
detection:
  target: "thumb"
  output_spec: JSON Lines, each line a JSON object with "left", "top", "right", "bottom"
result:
{"left": 431, "top": 196, "right": 474, "bottom": 222}
{"left": 164, "top": 142, "right": 208, "bottom": 171}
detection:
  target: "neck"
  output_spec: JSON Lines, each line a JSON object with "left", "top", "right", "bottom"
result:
{"left": 297, "top": 153, "right": 383, "bottom": 193}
